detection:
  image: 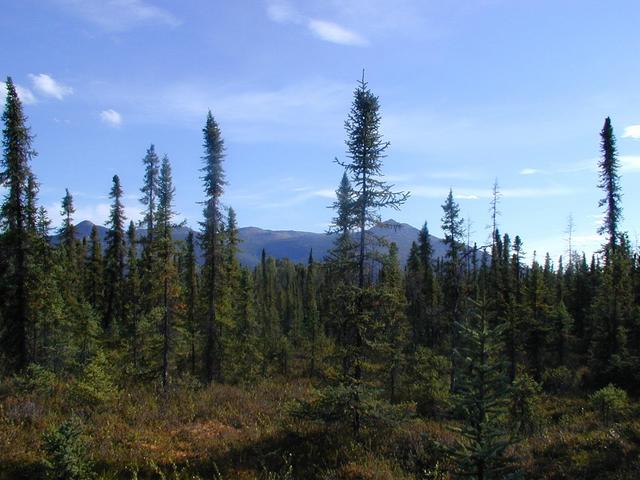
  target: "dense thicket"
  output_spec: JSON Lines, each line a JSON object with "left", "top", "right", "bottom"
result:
{"left": 1, "top": 75, "right": 639, "bottom": 478}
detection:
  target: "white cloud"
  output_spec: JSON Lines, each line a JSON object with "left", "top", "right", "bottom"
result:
{"left": 620, "top": 155, "right": 640, "bottom": 172}
{"left": 266, "top": 1, "right": 367, "bottom": 46}
{"left": 307, "top": 19, "right": 368, "bottom": 46}
{"left": 51, "top": 0, "right": 180, "bottom": 31}
{"left": 622, "top": 125, "right": 640, "bottom": 139}
{"left": 455, "top": 193, "right": 479, "bottom": 200}
{"left": 29, "top": 74, "right": 73, "bottom": 100}
{"left": 100, "top": 109, "right": 122, "bottom": 127}
{"left": 0, "top": 81, "right": 37, "bottom": 106}
{"left": 520, "top": 168, "right": 539, "bottom": 175}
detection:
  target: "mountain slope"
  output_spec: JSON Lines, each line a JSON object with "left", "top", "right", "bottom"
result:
{"left": 69, "top": 219, "right": 455, "bottom": 268}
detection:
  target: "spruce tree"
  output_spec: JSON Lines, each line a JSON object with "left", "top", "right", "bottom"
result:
{"left": 85, "top": 225, "right": 104, "bottom": 313}
{"left": 124, "top": 221, "right": 141, "bottom": 369}
{"left": 183, "top": 230, "right": 199, "bottom": 377}
{"left": 0, "top": 77, "right": 36, "bottom": 371}
{"left": 441, "top": 189, "right": 465, "bottom": 391}
{"left": 598, "top": 117, "right": 622, "bottom": 260}
{"left": 200, "top": 111, "right": 226, "bottom": 383}
{"left": 103, "top": 175, "right": 126, "bottom": 333}
{"left": 449, "top": 297, "right": 517, "bottom": 480}
{"left": 157, "top": 155, "right": 179, "bottom": 393}
{"left": 59, "top": 188, "right": 76, "bottom": 253}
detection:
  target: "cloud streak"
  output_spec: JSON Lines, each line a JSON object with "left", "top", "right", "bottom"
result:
{"left": 51, "top": 0, "right": 181, "bottom": 31}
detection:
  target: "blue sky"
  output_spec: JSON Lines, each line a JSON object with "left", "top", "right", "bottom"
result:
{"left": 1, "top": 0, "right": 640, "bottom": 262}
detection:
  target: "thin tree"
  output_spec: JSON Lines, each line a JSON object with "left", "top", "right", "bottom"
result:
{"left": 0, "top": 77, "right": 36, "bottom": 371}
{"left": 157, "top": 155, "right": 178, "bottom": 393}
{"left": 103, "top": 175, "right": 126, "bottom": 333}
{"left": 200, "top": 111, "right": 226, "bottom": 383}
{"left": 598, "top": 117, "right": 622, "bottom": 260}
{"left": 441, "top": 189, "right": 465, "bottom": 392}
{"left": 59, "top": 188, "right": 76, "bottom": 253}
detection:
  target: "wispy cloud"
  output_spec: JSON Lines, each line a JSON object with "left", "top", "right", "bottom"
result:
{"left": 520, "top": 168, "right": 539, "bottom": 175}
{"left": 307, "top": 19, "right": 367, "bottom": 46}
{"left": 407, "top": 184, "right": 576, "bottom": 200}
{"left": 0, "top": 81, "right": 37, "bottom": 105}
{"left": 100, "top": 109, "right": 122, "bottom": 127}
{"left": 94, "top": 78, "right": 350, "bottom": 142}
{"left": 29, "top": 73, "right": 73, "bottom": 100}
{"left": 51, "top": 0, "right": 181, "bottom": 31}
{"left": 622, "top": 124, "right": 640, "bottom": 139}
{"left": 266, "top": 0, "right": 367, "bottom": 46}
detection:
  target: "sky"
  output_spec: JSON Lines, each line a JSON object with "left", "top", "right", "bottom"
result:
{"left": 1, "top": 0, "right": 640, "bottom": 263}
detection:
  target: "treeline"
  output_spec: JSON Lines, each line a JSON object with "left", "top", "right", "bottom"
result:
{"left": 1, "top": 74, "right": 639, "bottom": 457}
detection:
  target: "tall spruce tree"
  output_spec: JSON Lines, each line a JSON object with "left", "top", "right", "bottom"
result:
{"left": 139, "top": 144, "right": 161, "bottom": 314}
{"left": 59, "top": 188, "right": 76, "bottom": 253}
{"left": 157, "top": 155, "right": 179, "bottom": 393}
{"left": 183, "top": 230, "right": 199, "bottom": 377}
{"left": 85, "top": 225, "right": 104, "bottom": 313}
{"left": 598, "top": 117, "right": 622, "bottom": 260}
{"left": 331, "top": 73, "right": 408, "bottom": 435}
{"left": 200, "top": 111, "right": 226, "bottom": 383}
{"left": 0, "top": 77, "right": 36, "bottom": 372}
{"left": 441, "top": 189, "right": 465, "bottom": 391}
{"left": 103, "top": 175, "right": 126, "bottom": 333}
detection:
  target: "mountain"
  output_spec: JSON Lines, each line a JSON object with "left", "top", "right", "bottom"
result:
{"left": 68, "top": 219, "right": 456, "bottom": 268}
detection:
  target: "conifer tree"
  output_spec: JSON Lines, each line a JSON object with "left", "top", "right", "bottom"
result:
{"left": 338, "top": 73, "right": 409, "bottom": 290}
{"left": 183, "top": 230, "right": 199, "bottom": 377}
{"left": 449, "top": 297, "right": 517, "bottom": 480}
{"left": 0, "top": 77, "right": 36, "bottom": 371}
{"left": 59, "top": 188, "right": 76, "bottom": 253}
{"left": 441, "top": 189, "right": 465, "bottom": 391}
{"left": 378, "top": 242, "right": 407, "bottom": 402}
{"left": 124, "top": 221, "right": 141, "bottom": 368}
{"left": 85, "top": 225, "right": 104, "bottom": 313}
{"left": 157, "top": 155, "right": 179, "bottom": 392}
{"left": 103, "top": 175, "right": 126, "bottom": 333}
{"left": 598, "top": 117, "right": 622, "bottom": 259}
{"left": 139, "top": 144, "right": 160, "bottom": 313}
{"left": 200, "top": 111, "right": 226, "bottom": 383}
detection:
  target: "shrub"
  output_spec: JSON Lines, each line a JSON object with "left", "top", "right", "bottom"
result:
{"left": 42, "top": 418, "right": 94, "bottom": 480}
{"left": 15, "top": 363, "right": 58, "bottom": 395}
{"left": 406, "top": 348, "right": 450, "bottom": 418}
{"left": 542, "top": 366, "right": 575, "bottom": 394}
{"left": 71, "top": 350, "right": 119, "bottom": 407}
{"left": 510, "top": 373, "right": 544, "bottom": 434}
{"left": 590, "top": 384, "right": 629, "bottom": 423}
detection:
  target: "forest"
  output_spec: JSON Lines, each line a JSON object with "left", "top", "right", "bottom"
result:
{"left": 1, "top": 73, "right": 639, "bottom": 480}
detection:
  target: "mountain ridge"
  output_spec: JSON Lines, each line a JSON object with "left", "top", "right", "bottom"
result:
{"left": 70, "top": 219, "right": 453, "bottom": 268}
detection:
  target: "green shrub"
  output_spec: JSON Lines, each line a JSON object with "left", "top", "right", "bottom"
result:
{"left": 15, "top": 363, "right": 58, "bottom": 395}
{"left": 510, "top": 373, "right": 544, "bottom": 434}
{"left": 590, "top": 384, "right": 629, "bottom": 423}
{"left": 407, "top": 347, "right": 450, "bottom": 418}
{"left": 542, "top": 366, "right": 576, "bottom": 393}
{"left": 71, "top": 350, "right": 119, "bottom": 407}
{"left": 42, "top": 418, "right": 94, "bottom": 480}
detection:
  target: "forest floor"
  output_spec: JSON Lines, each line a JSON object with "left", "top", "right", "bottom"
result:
{"left": 1, "top": 374, "right": 640, "bottom": 479}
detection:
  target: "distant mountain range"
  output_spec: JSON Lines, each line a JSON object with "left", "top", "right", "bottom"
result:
{"left": 69, "top": 219, "right": 456, "bottom": 268}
